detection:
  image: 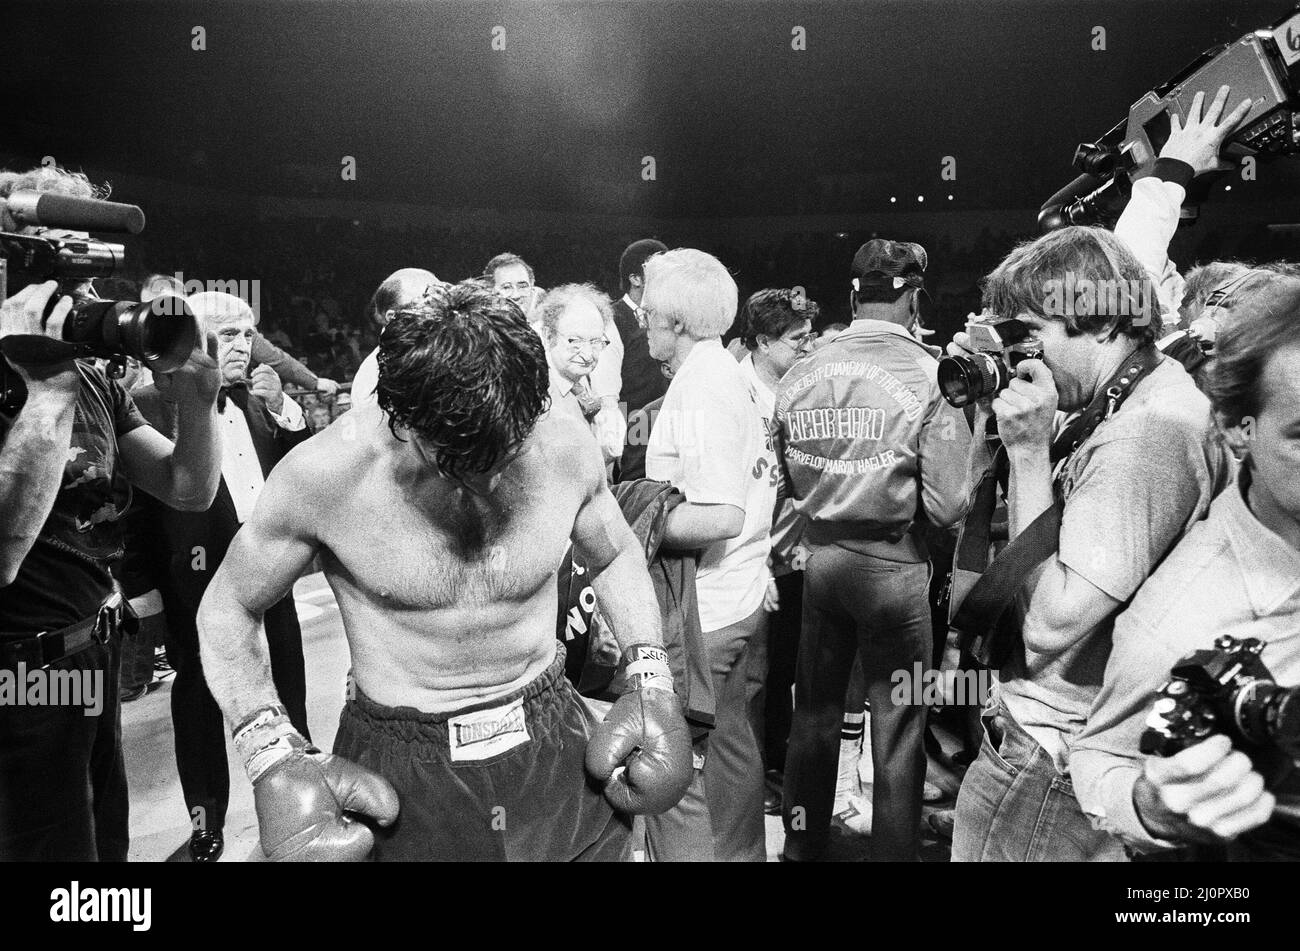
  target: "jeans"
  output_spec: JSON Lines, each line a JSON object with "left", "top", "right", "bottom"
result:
{"left": 782, "top": 545, "right": 932, "bottom": 862}
{"left": 952, "top": 702, "right": 1128, "bottom": 862}
{"left": 0, "top": 638, "right": 128, "bottom": 861}
{"left": 762, "top": 571, "right": 803, "bottom": 772}
{"left": 644, "top": 604, "right": 768, "bottom": 862}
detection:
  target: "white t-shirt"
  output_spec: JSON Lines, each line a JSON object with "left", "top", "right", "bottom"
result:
{"left": 647, "top": 340, "right": 778, "bottom": 631}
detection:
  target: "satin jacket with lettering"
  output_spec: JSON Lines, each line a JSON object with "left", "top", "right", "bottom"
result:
{"left": 773, "top": 319, "right": 973, "bottom": 540}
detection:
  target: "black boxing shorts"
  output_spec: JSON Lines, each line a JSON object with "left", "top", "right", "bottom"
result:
{"left": 332, "top": 642, "right": 632, "bottom": 861}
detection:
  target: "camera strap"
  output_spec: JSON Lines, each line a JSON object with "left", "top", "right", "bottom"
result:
{"left": 950, "top": 345, "right": 1163, "bottom": 669}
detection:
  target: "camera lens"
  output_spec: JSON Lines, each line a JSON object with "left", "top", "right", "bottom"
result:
{"left": 938, "top": 352, "right": 1007, "bottom": 407}
{"left": 1235, "top": 680, "right": 1300, "bottom": 760}
{"left": 60, "top": 294, "right": 197, "bottom": 372}
{"left": 130, "top": 295, "right": 198, "bottom": 373}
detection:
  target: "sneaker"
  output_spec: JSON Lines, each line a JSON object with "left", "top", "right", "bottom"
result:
{"left": 121, "top": 680, "right": 162, "bottom": 703}
{"left": 833, "top": 790, "right": 873, "bottom": 835}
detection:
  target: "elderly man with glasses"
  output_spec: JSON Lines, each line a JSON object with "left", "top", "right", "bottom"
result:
{"left": 535, "top": 284, "right": 619, "bottom": 454}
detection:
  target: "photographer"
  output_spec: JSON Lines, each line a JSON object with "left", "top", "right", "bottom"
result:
{"left": 1070, "top": 273, "right": 1300, "bottom": 860}
{"left": 948, "top": 226, "right": 1233, "bottom": 862}
{"left": 0, "top": 167, "right": 223, "bottom": 861}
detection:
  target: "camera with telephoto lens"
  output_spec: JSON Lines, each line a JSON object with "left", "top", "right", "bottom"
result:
{"left": 0, "top": 189, "right": 197, "bottom": 378}
{"left": 937, "top": 314, "right": 1043, "bottom": 408}
{"left": 1140, "top": 635, "right": 1300, "bottom": 785}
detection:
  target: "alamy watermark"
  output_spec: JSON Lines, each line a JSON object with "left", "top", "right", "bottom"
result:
{"left": 153, "top": 272, "right": 262, "bottom": 320}
{"left": 891, "top": 662, "right": 994, "bottom": 707}
{"left": 1041, "top": 273, "right": 1157, "bottom": 326}
{"left": 0, "top": 663, "right": 104, "bottom": 716}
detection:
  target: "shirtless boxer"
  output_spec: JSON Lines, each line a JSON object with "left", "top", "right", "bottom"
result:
{"left": 196, "top": 281, "right": 692, "bottom": 861}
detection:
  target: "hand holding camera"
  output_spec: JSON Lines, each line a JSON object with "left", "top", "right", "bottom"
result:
{"left": 1136, "top": 634, "right": 1299, "bottom": 841}
{"left": 153, "top": 330, "right": 222, "bottom": 407}
{"left": 943, "top": 317, "right": 1056, "bottom": 449}
{"left": 1135, "top": 734, "right": 1276, "bottom": 841}
{"left": 989, "top": 359, "right": 1058, "bottom": 452}
{"left": 0, "top": 281, "right": 79, "bottom": 396}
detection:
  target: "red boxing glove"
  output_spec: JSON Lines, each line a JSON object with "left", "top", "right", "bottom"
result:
{"left": 585, "top": 645, "right": 693, "bottom": 815}
{"left": 236, "top": 706, "right": 400, "bottom": 861}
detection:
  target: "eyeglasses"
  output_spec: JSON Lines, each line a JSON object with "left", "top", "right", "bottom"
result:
{"left": 561, "top": 335, "right": 609, "bottom": 354}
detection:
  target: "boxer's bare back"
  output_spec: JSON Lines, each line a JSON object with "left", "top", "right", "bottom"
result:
{"left": 198, "top": 401, "right": 629, "bottom": 717}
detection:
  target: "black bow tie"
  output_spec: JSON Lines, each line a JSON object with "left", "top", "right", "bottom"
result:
{"left": 217, "top": 380, "right": 248, "bottom": 413}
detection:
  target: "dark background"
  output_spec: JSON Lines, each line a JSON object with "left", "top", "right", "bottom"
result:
{"left": 3, "top": 0, "right": 1299, "bottom": 366}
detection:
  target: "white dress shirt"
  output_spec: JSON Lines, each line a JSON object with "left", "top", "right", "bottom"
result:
{"left": 219, "top": 394, "right": 305, "bottom": 523}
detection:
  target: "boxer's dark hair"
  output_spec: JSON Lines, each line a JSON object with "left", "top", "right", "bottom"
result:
{"left": 377, "top": 282, "right": 550, "bottom": 480}
{"left": 741, "top": 288, "right": 819, "bottom": 350}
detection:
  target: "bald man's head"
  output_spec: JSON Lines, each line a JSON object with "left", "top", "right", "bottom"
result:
{"left": 368, "top": 268, "right": 440, "bottom": 330}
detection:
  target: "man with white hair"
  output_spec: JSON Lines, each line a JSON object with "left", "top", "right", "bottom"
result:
{"left": 142, "top": 274, "right": 340, "bottom": 398}
{"left": 640, "top": 248, "right": 778, "bottom": 861}
{"left": 129, "top": 291, "right": 312, "bottom": 862}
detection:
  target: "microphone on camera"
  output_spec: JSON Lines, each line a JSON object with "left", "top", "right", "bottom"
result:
{"left": 3, "top": 190, "right": 146, "bottom": 235}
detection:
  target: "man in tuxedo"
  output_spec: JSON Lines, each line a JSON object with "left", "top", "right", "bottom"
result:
{"left": 612, "top": 239, "right": 669, "bottom": 418}
{"left": 131, "top": 291, "right": 312, "bottom": 862}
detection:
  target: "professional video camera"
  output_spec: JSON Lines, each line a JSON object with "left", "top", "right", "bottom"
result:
{"left": 1040, "top": 5, "right": 1300, "bottom": 232}
{"left": 1141, "top": 635, "right": 1300, "bottom": 787}
{"left": 937, "top": 313, "right": 1043, "bottom": 407}
{"left": 0, "top": 187, "right": 197, "bottom": 391}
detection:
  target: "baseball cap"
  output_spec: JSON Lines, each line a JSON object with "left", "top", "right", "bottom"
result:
{"left": 850, "top": 238, "right": 928, "bottom": 292}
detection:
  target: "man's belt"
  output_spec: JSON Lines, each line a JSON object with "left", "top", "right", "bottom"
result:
{"left": 0, "top": 591, "right": 133, "bottom": 670}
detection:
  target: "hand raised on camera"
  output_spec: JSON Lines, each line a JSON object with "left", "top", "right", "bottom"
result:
{"left": 0, "top": 281, "right": 79, "bottom": 396}
{"left": 1160, "top": 85, "right": 1254, "bottom": 177}
{"left": 989, "top": 359, "right": 1057, "bottom": 450}
{"left": 155, "top": 331, "right": 221, "bottom": 407}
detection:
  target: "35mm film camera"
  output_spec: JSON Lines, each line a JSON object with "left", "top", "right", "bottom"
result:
{"left": 1141, "top": 635, "right": 1300, "bottom": 785}
{"left": 937, "top": 314, "right": 1043, "bottom": 408}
